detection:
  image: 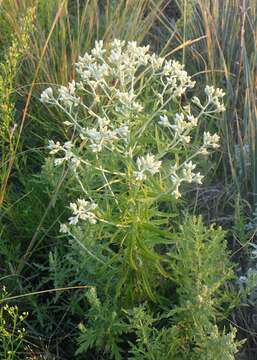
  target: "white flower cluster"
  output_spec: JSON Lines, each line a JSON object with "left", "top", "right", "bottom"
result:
{"left": 133, "top": 154, "right": 162, "bottom": 181}
{"left": 75, "top": 39, "right": 153, "bottom": 98}
{"left": 201, "top": 132, "right": 220, "bottom": 155}
{"left": 205, "top": 85, "right": 225, "bottom": 112}
{"left": 58, "top": 80, "right": 80, "bottom": 108}
{"left": 170, "top": 161, "right": 204, "bottom": 199}
{"left": 40, "top": 87, "right": 54, "bottom": 104}
{"left": 41, "top": 81, "right": 80, "bottom": 108}
{"left": 83, "top": 117, "right": 129, "bottom": 153}
{"left": 59, "top": 199, "right": 98, "bottom": 233}
{"left": 48, "top": 140, "right": 80, "bottom": 168}
{"left": 158, "top": 112, "right": 198, "bottom": 144}
{"left": 192, "top": 85, "right": 225, "bottom": 114}
{"left": 115, "top": 90, "right": 143, "bottom": 113}
{"left": 162, "top": 60, "right": 195, "bottom": 97}
{"left": 40, "top": 39, "right": 196, "bottom": 112}
{"left": 68, "top": 198, "right": 98, "bottom": 225}
{"left": 40, "top": 40, "right": 225, "bottom": 232}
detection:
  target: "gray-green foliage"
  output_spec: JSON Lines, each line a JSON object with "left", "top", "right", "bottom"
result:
{"left": 73, "top": 217, "right": 242, "bottom": 359}
{"left": 76, "top": 288, "right": 129, "bottom": 360}
{"left": 35, "top": 39, "right": 240, "bottom": 359}
{"left": 166, "top": 217, "right": 243, "bottom": 359}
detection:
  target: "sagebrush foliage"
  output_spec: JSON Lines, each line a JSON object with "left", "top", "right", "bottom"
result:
{"left": 73, "top": 217, "right": 242, "bottom": 359}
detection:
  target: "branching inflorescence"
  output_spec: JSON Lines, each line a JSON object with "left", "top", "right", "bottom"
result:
{"left": 40, "top": 39, "right": 225, "bottom": 239}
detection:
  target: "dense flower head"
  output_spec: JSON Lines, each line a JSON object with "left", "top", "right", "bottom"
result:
{"left": 202, "top": 132, "right": 220, "bottom": 154}
{"left": 134, "top": 154, "right": 162, "bottom": 181}
{"left": 40, "top": 87, "right": 54, "bottom": 103}
{"left": 58, "top": 80, "right": 80, "bottom": 108}
{"left": 68, "top": 199, "right": 98, "bottom": 225}
{"left": 48, "top": 140, "right": 80, "bottom": 167}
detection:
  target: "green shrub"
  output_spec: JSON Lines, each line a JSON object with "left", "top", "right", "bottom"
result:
{"left": 37, "top": 40, "right": 241, "bottom": 359}
{"left": 74, "top": 217, "right": 242, "bottom": 359}
{"left": 40, "top": 39, "right": 224, "bottom": 301}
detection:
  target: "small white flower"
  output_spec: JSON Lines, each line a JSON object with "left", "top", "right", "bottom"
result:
{"left": 192, "top": 96, "right": 202, "bottom": 107}
{"left": 54, "top": 157, "right": 66, "bottom": 166}
{"left": 40, "top": 87, "right": 54, "bottom": 103}
{"left": 90, "top": 143, "right": 103, "bottom": 153}
{"left": 86, "top": 128, "right": 102, "bottom": 142}
{"left": 97, "top": 117, "right": 110, "bottom": 128}
{"left": 205, "top": 85, "right": 215, "bottom": 97}
{"left": 71, "top": 157, "right": 81, "bottom": 169}
{"left": 172, "top": 188, "right": 181, "bottom": 199}
{"left": 115, "top": 125, "right": 130, "bottom": 140}
{"left": 150, "top": 53, "right": 164, "bottom": 69}
{"left": 184, "top": 161, "right": 196, "bottom": 171}
{"left": 58, "top": 81, "right": 80, "bottom": 108}
{"left": 205, "top": 86, "right": 225, "bottom": 112}
{"left": 111, "top": 39, "right": 126, "bottom": 49}
{"left": 116, "top": 90, "right": 135, "bottom": 105}
{"left": 203, "top": 131, "right": 220, "bottom": 149}
{"left": 134, "top": 154, "right": 162, "bottom": 181}
{"left": 163, "top": 60, "right": 195, "bottom": 97}
{"left": 126, "top": 41, "right": 150, "bottom": 65}
{"left": 86, "top": 124, "right": 118, "bottom": 153}
{"left": 170, "top": 160, "right": 202, "bottom": 197}
{"left": 63, "top": 141, "right": 73, "bottom": 150}
{"left": 215, "top": 88, "right": 225, "bottom": 98}
{"left": 194, "top": 172, "right": 204, "bottom": 184}
{"left": 48, "top": 140, "right": 62, "bottom": 154}
{"left": 181, "top": 135, "right": 191, "bottom": 144}
{"left": 132, "top": 101, "right": 144, "bottom": 112}
{"left": 170, "top": 174, "right": 181, "bottom": 186}
{"left": 170, "top": 163, "right": 178, "bottom": 175}
{"left": 134, "top": 171, "right": 147, "bottom": 181}
{"left": 109, "top": 43, "right": 124, "bottom": 64}
{"left": 68, "top": 199, "right": 98, "bottom": 225}
{"left": 48, "top": 140, "right": 78, "bottom": 167}
{"left": 216, "top": 102, "right": 226, "bottom": 112}
{"left": 137, "top": 154, "right": 162, "bottom": 175}
{"left": 183, "top": 161, "right": 196, "bottom": 183}
{"left": 60, "top": 223, "right": 69, "bottom": 234}
{"left": 187, "top": 115, "right": 198, "bottom": 127}
{"left": 158, "top": 115, "right": 170, "bottom": 127}
{"left": 92, "top": 40, "right": 106, "bottom": 58}
{"left": 170, "top": 113, "right": 192, "bottom": 141}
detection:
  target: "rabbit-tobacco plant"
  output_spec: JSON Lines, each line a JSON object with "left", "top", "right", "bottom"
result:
{"left": 40, "top": 40, "right": 240, "bottom": 358}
